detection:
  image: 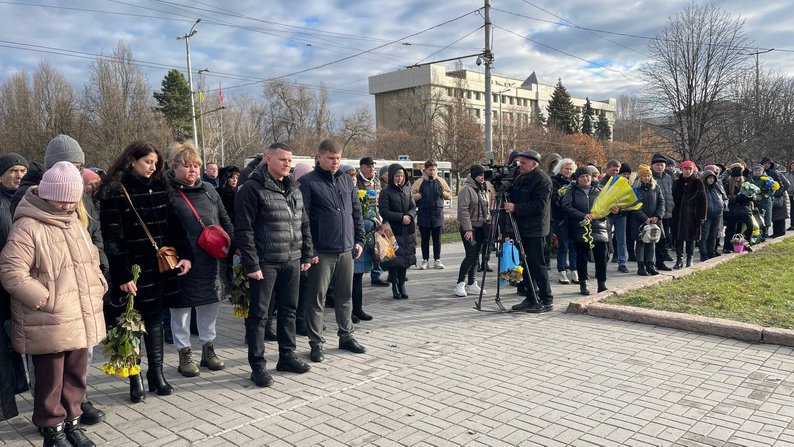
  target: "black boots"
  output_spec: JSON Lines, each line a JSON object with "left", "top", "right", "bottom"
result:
{"left": 397, "top": 281, "right": 409, "bottom": 299}
{"left": 144, "top": 322, "right": 173, "bottom": 397}
{"left": 579, "top": 280, "right": 591, "bottom": 296}
{"left": 686, "top": 255, "right": 693, "bottom": 268}
{"left": 352, "top": 285, "right": 373, "bottom": 321}
{"left": 392, "top": 282, "right": 401, "bottom": 299}
{"left": 637, "top": 262, "right": 648, "bottom": 276}
{"left": 597, "top": 281, "right": 608, "bottom": 293}
{"left": 129, "top": 372, "right": 145, "bottom": 403}
{"left": 41, "top": 422, "right": 71, "bottom": 447}
{"left": 645, "top": 262, "right": 660, "bottom": 276}
{"left": 673, "top": 256, "right": 683, "bottom": 269}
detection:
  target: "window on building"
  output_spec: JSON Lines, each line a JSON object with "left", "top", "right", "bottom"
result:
{"left": 466, "top": 91, "right": 472, "bottom": 99}
{"left": 509, "top": 97, "right": 514, "bottom": 105}
{"left": 447, "top": 87, "right": 453, "bottom": 96}
{"left": 493, "top": 94, "right": 498, "bottom": 102}
{"left": 475, "top": 109, "right": 481, "bottom": 118}
{"left": 475, "top": 92, "right": 481, "bottom": 101}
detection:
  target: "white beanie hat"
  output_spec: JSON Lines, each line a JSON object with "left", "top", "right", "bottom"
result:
{"left": 38, "top": 161, "right": 84, "bottom": 203}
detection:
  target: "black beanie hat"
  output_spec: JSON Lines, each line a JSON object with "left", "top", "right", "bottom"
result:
{"left": 619, "top": 163, "right": 631, "bottom": 175}
{"left": 574, "top": 166, "right": 591, "bottom": 179}
{"left": 470, "top": 164, "right": 485, "bottom": 179}
{"left": 730, "top": 166, "right": 743, "bottom": 177}
{"left": 0, "top": 152, "right": 29, "bottom": 175}
{"left": 651, "top": 152, "right": 667, "bottom": 165}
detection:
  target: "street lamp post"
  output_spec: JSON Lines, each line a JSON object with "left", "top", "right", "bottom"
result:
{"left": 177, "top": 19, "right": 201, "bottom": 153}
{"left": 198, "top": 68, "right": 209, "bottom": 166}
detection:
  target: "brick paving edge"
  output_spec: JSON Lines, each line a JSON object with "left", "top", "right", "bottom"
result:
{"left": 565, "top": 233, "right": 794, "bottom": 347}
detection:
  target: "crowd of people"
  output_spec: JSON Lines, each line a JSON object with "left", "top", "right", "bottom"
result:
{"left": 0, "top": 135, "right": 791, "bottom": 446}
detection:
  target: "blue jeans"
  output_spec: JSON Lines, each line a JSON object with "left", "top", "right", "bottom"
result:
{"left": 608, "top": 214, "right": 628, "bottom": 267}
{"left": 553, "top": 221, "right": 576, "bottom": 272}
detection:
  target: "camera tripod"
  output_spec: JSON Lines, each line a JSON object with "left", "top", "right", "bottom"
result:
{"left": 474, "top": 185, "right": 538, "bottom": 312}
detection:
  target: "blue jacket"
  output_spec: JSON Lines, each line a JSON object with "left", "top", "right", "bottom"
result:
{"left": 299, "top": 165, "right": 364, "bottom": 254}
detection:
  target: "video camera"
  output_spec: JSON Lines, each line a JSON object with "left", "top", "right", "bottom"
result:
{"left": 483, "top": 160, "right": 517, "bottom": 189}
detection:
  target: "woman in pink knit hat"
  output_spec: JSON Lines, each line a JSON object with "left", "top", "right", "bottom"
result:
{"left": 0, "top": 161, "right": 107, "bottom": 447}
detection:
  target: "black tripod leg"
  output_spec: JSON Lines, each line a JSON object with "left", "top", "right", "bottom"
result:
{"left": 508, "top": 212, "right": 540, "bottom": 304}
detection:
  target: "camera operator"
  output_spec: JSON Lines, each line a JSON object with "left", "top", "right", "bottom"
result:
{"left": 503, "top": 150, "right": 554, "bottom": 312}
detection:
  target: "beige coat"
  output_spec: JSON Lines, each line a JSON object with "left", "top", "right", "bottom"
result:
{"left": 457, "top": 175, "right": 491, "bottom": 231}
{"left": 0, "top": 189, "right": 107, "bottom": 355}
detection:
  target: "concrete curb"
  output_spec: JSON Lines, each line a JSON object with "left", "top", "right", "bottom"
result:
{"left": 565, "top": 233, "right": 794, "bottom": 347}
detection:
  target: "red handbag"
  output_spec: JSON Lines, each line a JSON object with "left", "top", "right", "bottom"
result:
{"left": 176, "top": 188, "right": 231, "bottom": 260}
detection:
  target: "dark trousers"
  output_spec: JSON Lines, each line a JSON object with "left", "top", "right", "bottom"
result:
{"left": 700, "top": 216, "right": 722, "bottom": 258}
{"left": 420, "top": 226, "right": 442, "bottom": 260}
{"left": 724, "top": 214, "right": 754, "bottom": 250}
{"left": 32, "top": 348, "right": 88, "bottom": 428}
{"left": 656, "top": 217, "right": 673, "bottom": 261}
{"left": 388, "top": 267, "right": 408, "bottom": 283}
{"left": 458, "top": 227, "right": 485, "bottom": 284}
{"left": 295, "top": 271, "right": 309, "bottom": 329}
{"left": 635, "top": 241, "right": 655, "bottom": 263}
{"left": 519, "top": 236, "right": 552, "bottom": 301}
{"left": 305, "top": 252, "right": 354, "bottom": 347}
{"left": 675, "top": 240, "right": 695, "bottom": 258}
{"left": 790, "top": 196, "right": 794, "bottom": 227}
{"left": 574, "top": 241, "right": 607, "bottom": 282}
{"left": 245, "top": 260, "right": 300, "bottom": 371}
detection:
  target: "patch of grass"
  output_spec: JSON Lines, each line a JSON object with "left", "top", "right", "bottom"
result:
{"left": 605, "top": 237, "right": 794, "bottom": 329}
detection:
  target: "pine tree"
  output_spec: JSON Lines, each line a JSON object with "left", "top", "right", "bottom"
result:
{"left": 546, "top": 79, "right": 577, "bottom": 134}
{"left": 581, "top": 97, "right": 595, "bottom": 135}
{"left": 153, "top": 69, "right": 193, "bottom": 141}
{"left": 596, "top": 115, "right": 612, "bottom": 140}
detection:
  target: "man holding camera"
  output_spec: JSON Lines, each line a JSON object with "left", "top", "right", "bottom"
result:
{"left": 504, "top": 150, "right": 554, "bottom": 313}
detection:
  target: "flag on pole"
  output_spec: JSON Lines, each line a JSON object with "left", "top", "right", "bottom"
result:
{"left": 218, "top": 83, "right": 224, "bottom": 103}
{"left": 198, "top": 89, "right": 205, "bottom": 102}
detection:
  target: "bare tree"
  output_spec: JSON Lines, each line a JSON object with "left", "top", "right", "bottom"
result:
{"left": 641, "top": 2, "right": 751, "bottom": 165}
{"left": 389, "top": 86, "right": 447, "bottom": 160}
{"left": 80, "top": 42, "right": 170, "bottom": 167}
{"left": 0, "top": 63, "right": 79, "bottom": 161}
{"left": 336, "top": 105, "right": 373, "bottom": 155}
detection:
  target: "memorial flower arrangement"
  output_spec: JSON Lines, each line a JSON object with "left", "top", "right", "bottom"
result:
{"left": 358, "top": 189, "right": 377, "bottom": 220}
{"left": 101, "top": 265, "right": 145, "bottom": 378}
{"left": 757, "top": 175, "right": 780, "bottom": 199}
{"left": 499, "top": 265, "right": 524, "bottom": 285}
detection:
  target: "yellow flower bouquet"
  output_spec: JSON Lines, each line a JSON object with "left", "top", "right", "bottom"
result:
{"left": 100, "top": 265, "right": 145, "bottom": 378}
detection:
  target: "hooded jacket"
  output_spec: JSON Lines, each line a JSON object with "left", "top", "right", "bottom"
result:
{"left": 457, "top": 175, "right": 490, "bottom": 231}
{"left": 12, "top": 162, "right": 108, "bottom": 272}
{"left": 378, "top": 164, "right": 417, "bottom": 269}
{"left": 0, "top": 188, "right": 107, "bottom": 355}
{"left": 653, "top": 168, "right": 675, "bottom": 219}
{"left": 701, "top": 171, "right": 726, "bottom": 219}
{"left": 631, "top": 177, "right": 665, "bottom": 231}
{"left": 411, "top": 172, "right": 452, "bottom": 228}
{"left": 234, "top": 163, "right": 312, "bottom": 273}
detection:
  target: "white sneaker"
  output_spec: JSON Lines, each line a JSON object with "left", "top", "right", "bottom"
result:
{"left": 569, "top": 270, "right": 579, "bottom": 284}
{"left": 419, "top": 260, "right": 429, "bottom": 270}
{"left": 558, "top": 271, "right": 570, "bottom": 284}
{"left": 453, "top": 282, "right": 467, "bottom": 297}
{"left": 434, "top": 259, "right": 445, "bottom": 269}
{"left": 466, "top": 281, "right": 485, "bottom": 295}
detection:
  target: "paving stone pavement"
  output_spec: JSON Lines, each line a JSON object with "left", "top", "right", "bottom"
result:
{"left": 3, "top": 241, "right": 794, "bottom": 446}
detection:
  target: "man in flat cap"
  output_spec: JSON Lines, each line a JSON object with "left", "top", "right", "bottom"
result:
{"left": 504, "top": 150, "right": 554, "bottom": 312}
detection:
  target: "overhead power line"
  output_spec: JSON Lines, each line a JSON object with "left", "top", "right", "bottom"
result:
{"left": 493, "top": 25, "right": 633, "bottom": 80}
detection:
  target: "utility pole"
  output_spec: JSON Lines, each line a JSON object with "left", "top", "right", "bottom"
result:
{"left": 742, "top": 48, "right": 773, "bottom": 138}
{"left": 178, "top": 19, "right": 201, "bottom": 153}
{"left": 483, "top": 0, "right": 494, "bottom": 162}
{"left": 198, "top": 68, "right": 208, "bottom": 167}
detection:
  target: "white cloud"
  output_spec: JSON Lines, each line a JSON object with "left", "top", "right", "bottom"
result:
{"left": 1, "top": 0, "right": 792, "bottom": 117}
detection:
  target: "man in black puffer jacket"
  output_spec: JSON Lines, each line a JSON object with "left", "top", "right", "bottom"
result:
{"left": 235, "top": 143, "right": 314, "bottom": 387}
{"left": 505, "top": 150, "right": 553, "bottom": 313}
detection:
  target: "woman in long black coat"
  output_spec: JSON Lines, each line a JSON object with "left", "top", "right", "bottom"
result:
{"left": 671, "top": 161, "right": 707, "bottom": 269}
{"left": 378, "top": 164, "right": 417, "bottom": 299}
{"left": 99, "top": 141, "right": 192, "bottom": 403}
{"left": 167, "top": 142, "right": 234, "bottom": 378}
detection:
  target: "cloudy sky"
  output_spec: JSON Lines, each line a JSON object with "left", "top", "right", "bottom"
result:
{"left": 1, "top": 0, "right": 792, "bottom": 117}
